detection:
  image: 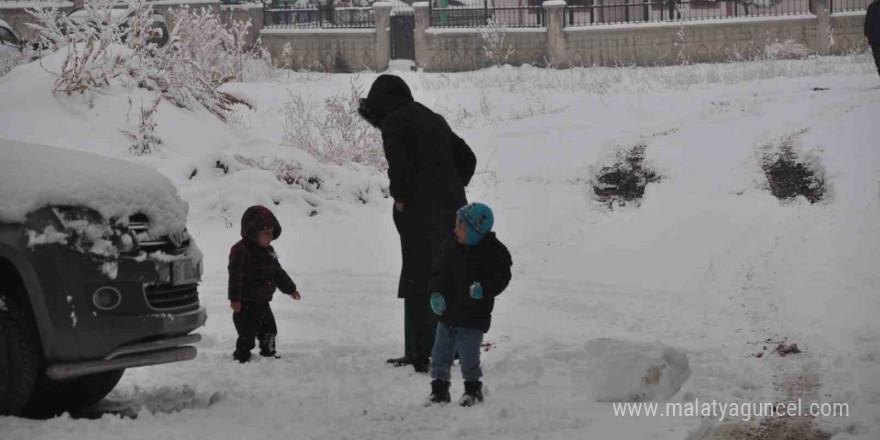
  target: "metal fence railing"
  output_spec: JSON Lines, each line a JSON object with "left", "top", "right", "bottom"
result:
{"left": 0, "top": 0, "right": 66, "bottom": 3}
{"left": 829, "top": 0, "right": 870, "bottom": 12}
{"left": 429, "top": 1, "right": 547, "bottom": 28}
{"left": 565, "top": 0, "right": 813, "bottom": 26}
{"left": 263, "top": 4, "right": 376, "bottom": 29}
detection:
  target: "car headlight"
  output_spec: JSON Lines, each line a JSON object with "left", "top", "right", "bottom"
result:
{"left": 50, "top": 206, "right": 135, "bottom": 256}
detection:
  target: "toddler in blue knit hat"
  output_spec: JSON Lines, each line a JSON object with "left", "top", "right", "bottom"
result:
{"left": 426, "top": 202, "right": 512, "bottom": 406}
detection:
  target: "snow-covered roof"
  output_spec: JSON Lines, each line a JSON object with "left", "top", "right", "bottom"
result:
{"left": 442, "top": 0, "right": 486, "bottom": 7}
{"left": 385, "top": 0, "right": 414, "bottom": 14}
{"left": 0, "top": 139, "right": 189, "bottom": 235}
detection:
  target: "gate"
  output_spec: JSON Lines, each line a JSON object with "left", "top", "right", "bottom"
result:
{"left": 390, "top": 11, "right": 415, "bottom": 61}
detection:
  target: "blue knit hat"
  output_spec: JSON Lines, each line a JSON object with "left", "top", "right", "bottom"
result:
{"left": 457, "top": 202, "right": 494, "bottom": 245}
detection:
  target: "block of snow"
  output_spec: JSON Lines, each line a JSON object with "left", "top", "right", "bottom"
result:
{"left": 582, "top": 338, "right": 691, "bottom": 402}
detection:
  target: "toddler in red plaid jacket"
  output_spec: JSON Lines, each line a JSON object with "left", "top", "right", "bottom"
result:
{"left": 229, "top": 205, "right": 301, "bottom": 363}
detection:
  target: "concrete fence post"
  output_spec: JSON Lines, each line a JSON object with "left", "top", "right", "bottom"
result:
{"left": 413, "top": 2, "right": 430, "bottom": 69}
{"left": 374, "top": 2, "right": 393, "bottom": 71}
{"left": 544, "top": 0, "right": 566, "bottom": 68}
{"left": 814, "top": 0, "right": 831, "bottom": 54}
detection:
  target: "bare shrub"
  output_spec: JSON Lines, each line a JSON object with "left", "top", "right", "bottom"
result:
{"left": 235, "top": 155, "right": 324, "bottom": 191}
{"left": 479, "top": 17, "right": 515, "bottom": 68}
{"left": 28, "top": 0, "right": 138, "bottom": 94}
{"left": 123, "top": 96, "right": 163, "bottom": 155}
{"left": 764, "top": 39, "right": 810, "bottom": 60}
{"left": 591, "top": 143, "right": 662, "bottom": 208}
{"left": 761, "top": 130, "right": 826, "bottom": 204}
{"left": 27, "top": 0, "right": 261, "bottom": 121}
{"left": 281, "top": 78, "right": 385, "bottom": 170}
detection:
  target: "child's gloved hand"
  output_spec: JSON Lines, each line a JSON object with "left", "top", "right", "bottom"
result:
{"left": 430, "top": 292, "right": 446, "bottom": 315}
{"left": 469, "top": 282, "right": 483, "bottom": 300}
{"left": 230, "top": 300, "right": 242, "bottom": 313}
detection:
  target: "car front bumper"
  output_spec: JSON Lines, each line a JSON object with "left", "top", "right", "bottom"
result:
{"left": 45, "top": 333, "right": 202, "bottom": 380}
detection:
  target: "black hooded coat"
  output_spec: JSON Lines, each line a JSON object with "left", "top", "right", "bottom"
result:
{"left": 866, "top": 0, "right": 880, "bottom": 45}
{"left": 360, "top": 75, "right": 477, "bottom": 300}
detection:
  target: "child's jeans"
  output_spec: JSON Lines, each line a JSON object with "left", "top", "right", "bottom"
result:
{"left": 430, "top": 322, "right": 484, "bottom": 382}
{"left": 233, "top": 302, "right": 278, "bottom": 359}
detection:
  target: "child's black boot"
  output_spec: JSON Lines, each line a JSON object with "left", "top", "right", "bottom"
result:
{"left": 428, "top": 379, "right": 451, "bottom": 405}
{"left": 459, "top": 381, "right": 483, "bottom": 407}
{"left": 259, "top": 334, "right": 279, "bottom": 358}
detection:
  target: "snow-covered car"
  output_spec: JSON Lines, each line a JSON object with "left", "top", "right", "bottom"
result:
{"left": 0, "top": 139, "right": 206, "bottom": 417}
{"left": 0, "top": 19, "right": 38, "bottom": 67}
{"left": 0, "top": 19, "right": 24, "bottom": 59}
{"left": 64, "top": 6, "right": 170, "bottom": 48}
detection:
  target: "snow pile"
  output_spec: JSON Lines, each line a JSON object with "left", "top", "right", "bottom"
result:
{"left": 197, "top": 151, "right": 389, "bottom": 224}
{"left": 0, "top": 139, "right": 188, "bottom": 236}
{"left": 1, "top": 55, "right": 879, "bottom": 439}
{"left": 0, "top": 50, "right": 389, "bottom": 227}
{"left": 0, "top": 47, "right": 26, "bottom": 79}
{"left": 577, "top": 338, "right": 692, "bottom": 402}
{"left": 764, "top": 39, "right": 810, "bottom": 60}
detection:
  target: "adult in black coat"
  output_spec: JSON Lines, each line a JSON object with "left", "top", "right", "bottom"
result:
{"left": 867, "top": 0, "right": 880, "bottom": 78}
{"left": 358, "top": 75, "right": 477, "bottom": 371}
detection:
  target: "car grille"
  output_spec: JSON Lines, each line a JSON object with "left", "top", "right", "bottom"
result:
{"left": 128, "top": 214, "right": 188, "bottom": 254}
{"left": 145, "top": 284, "right": 199, "bottom": 312}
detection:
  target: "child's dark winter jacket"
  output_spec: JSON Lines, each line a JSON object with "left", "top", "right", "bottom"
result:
{"left": 429, "top": 233, "right": 512, "bottom": 332}
{"left": 228, "top": 206, "right": 297, "bottom": 303}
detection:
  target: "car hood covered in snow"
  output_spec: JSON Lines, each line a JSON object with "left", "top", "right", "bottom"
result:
{"left": 0, "top": 138, "right": 188, "bottom": 236}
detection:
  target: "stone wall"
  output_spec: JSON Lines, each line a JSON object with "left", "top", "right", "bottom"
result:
{"left": 421, "top": 28, "right": 548, "bottom": 70}
{"left": 564, "top": 16, "right": 818, "bottom": 66}
{"left": 261, "top": 29, "right": 379, "bottom": 71}
{"left": 829, "top": 12, "right": 870, "bottom": 53}
{"left": 411, "top": 0, "right": 870, "bottom": 71}
{"left": 258, "top": 2, "right": 391, "bottom": 72}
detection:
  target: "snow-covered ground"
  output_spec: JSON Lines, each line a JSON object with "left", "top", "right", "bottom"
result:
{"left": 1, "top": 51, "right": 879, "bottom": 440}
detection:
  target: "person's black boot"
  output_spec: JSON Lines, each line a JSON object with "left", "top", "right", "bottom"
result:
{"left": 233, "top": 350, "right": 251, "bottom": 364}
{"left": 428, "top": 380, "right": 451, "bottom": 405}
{"left": 386, "top": 355, "right": 413, "bottom": 367}
{"left": 459, "top": 381, "right": 484, "bottom": 407}
{"left": 412, "top": 356, "right": 430, "bottom": 373}
{"left": 260, "top": 350, "right": 280, "bottom": 359}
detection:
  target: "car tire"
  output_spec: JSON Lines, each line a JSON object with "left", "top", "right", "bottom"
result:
{"left": 0, "top": 293, "right": 42, "bottom": 416}
{"left": 25, "top": 369, "right": 125, "bottom": 417}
